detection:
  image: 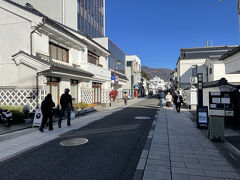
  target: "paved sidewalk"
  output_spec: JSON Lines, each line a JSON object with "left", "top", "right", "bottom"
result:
{"left": 134, "top": 107, "right": 240, "bottom": 180}
{"left": 0, "top": 98, "right": 144, "bottom": 163}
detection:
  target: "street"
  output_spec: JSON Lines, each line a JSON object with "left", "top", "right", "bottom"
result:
{"left": 0, "top": 98, "right": 159, "bottom": 180}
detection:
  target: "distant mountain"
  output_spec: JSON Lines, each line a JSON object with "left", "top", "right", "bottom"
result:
{"left": 141, "top": 66, "right": 173, "bottom": 81}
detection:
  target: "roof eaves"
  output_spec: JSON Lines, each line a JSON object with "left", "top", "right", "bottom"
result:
{"left": 12, "top": 51, "right": 94, "bottom": 77}
{"left": 219, "top": 46, "right": 240, "bottom": 61}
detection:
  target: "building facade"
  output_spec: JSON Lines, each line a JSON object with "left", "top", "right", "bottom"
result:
{"left": 122, "top": 55, "right": 142, "bottom": 97}
{"left": 0, "top": 0, "right": 110, "bottom": 109}
{"left": 177, "top": 46, "right": 237, "bottom": 90}
{"left": 11, "top": 0, "right": 105, "bottom": 38}
{"left": 93, "top": 37, "right": 128, "bottom": 99}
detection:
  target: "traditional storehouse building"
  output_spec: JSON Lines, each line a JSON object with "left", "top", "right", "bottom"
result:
{"left": 0, "top": 0, "right": 111, "bottom": 109}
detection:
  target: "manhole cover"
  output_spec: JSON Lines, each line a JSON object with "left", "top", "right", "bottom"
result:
{"left": 134, "top": 116, "right": 151, "bottom": 120}
{"left": 60, "top": 138, "right": 88, "bottom": 147}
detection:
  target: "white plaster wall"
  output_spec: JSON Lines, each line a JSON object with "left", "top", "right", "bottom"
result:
{"left": 0, "top": 8, "right": 31, "bottom": 61}
{"left": 0, "top": 7, "right": 38, "bottom": 87}
{"left": 122, "top": 65, "right": 132, "bottom": 95}
{"left": 87, "top": 63, "right": 111, "bottom": 81}
{"left": 93, "top": 37, "right": 108, "bottom": 49}
{"left": 33, "top": 33, "right": 49, "bottom": 56}
{"left": 59, "top": 78, "right": 70, "bottom": 96}
{"left": 179, "top": 59, "right": 207, "bottom": 83}
{"left": 0, "top": 63, "right": 37, "bottom": 88}
{"left": 99, "top": 56, "right": 108, "bottom": 69}
{"left": 79, "top": 48, "right": 88, "bottom": 66}
{"left": 224, "top": 52, "right": 240, "bottom": 74}
{"left": 80, "top": 80, "right": 92, "bottom": 89}
{"left": 69, "top": 48, "right": 80, "bottom": 65}
{"left": 11, "top": 0, "right": 64, "bottom": 25}
{"left": 213, "top": 63, "right": 240, "bottom": 82}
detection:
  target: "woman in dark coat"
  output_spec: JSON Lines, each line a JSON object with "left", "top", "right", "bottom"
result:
{"left": 39, "top": 93, "right": 55, "bottom": 132}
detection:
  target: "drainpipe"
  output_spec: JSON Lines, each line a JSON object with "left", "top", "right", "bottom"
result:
{"left": 30, "top": 18, "right": 45, "bottom": 55}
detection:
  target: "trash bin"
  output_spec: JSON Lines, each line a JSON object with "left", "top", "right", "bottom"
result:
{"left": 208, "top": 115, "right": 224, "bottom": 141}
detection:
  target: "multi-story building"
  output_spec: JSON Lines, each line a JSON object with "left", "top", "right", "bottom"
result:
{"left": 10, "top": 0, "right": 105, "bottom": 38}
{"left": 0, "top": 0, "right": 110, "bottom": 109}
{"left": 93, "top": 37, "right": 128, "bottom": 99}
{"left": 122, "top": 55, "right": 141, "bottom": 97}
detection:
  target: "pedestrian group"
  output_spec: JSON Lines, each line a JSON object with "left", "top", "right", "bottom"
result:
{"left": 158, "top": 89, "right": 183, "bottom": 113}
{"left": 39, "top": 88, "right": 73, "bottom": 132}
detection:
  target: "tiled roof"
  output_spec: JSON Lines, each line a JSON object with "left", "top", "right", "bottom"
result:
{"left": 179, "top": 46, "right": 237, "bottom": 60}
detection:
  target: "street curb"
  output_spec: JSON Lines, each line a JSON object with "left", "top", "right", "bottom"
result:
{"left": 132, "top": 109, "right": 160, "bottom": 180}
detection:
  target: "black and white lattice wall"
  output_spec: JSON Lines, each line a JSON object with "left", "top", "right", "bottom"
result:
{"left": 81, "top": 90, "right": 93, "bottom": 104}
{"left": 0, "top": 89, "right": 45, "bottom": 110}
{"left": 101, "top": 90, "right": 110, "bottom": 103}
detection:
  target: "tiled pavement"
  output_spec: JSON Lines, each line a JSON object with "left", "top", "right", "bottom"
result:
{"left": 134, "top": 107, "right": 240, "bottom": 180}
{"left": 0, "top": 98, "right": 144, "bottom": 163}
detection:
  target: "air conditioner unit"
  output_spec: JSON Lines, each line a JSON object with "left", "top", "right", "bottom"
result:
{"left": 190, "top": 77, "right": 198, "bottom": 84}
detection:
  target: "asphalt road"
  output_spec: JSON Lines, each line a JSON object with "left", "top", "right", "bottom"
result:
{"left": 0, "top": 97, "right": 159, "bottom": 180}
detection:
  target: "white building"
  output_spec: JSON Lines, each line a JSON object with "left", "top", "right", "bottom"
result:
{"left": 10, "top": 0, "right": 105, "bottom": 38}
{"left": 148, "top": 77, "right": 166, "bottom": 93}
{"left": 121, "top": 55, "right": 141, "bottom": 97}
{"left": 177, "top": 46, "right": 237, "bottom": 89}
{"left": 177, "top": 45, "right": 240, "bottom": 108}
{"left": 220, "top": 46, "right": 240, "bottom": 75}
{"left": 0, "top": 0, "right": 111, "bottom": 109}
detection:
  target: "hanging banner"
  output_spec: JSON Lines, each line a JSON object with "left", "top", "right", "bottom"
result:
{"left": 32, "top": 108, "right": 43, "bottom": 127}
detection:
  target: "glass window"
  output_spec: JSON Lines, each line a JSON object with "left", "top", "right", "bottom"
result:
{"left": 209, "top": 68, "right": 212, "bottom": 74}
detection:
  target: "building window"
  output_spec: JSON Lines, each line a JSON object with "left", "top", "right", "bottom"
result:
{"left": 88, "top": 51, "right": 99, "bottom": 65}
{"left": 49, "top": 43, "right": 69, "bottom": 63}
{"left": 209, "top": 68, "right": 212, "bottom": 74}
{"left": 192, "top": 65, "right": 197, "bottom": 77}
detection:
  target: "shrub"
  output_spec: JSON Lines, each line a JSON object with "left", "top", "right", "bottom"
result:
{"left": 0, "top": 105, "right": 25, "bottom": 123}
{"left": 72, "top": 102, "right": 88, "bottom": 110}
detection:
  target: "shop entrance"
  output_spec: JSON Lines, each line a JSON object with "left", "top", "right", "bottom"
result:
{"left": 46, "top": 77, "right": 60, "bottom": 106}
{"left": 93, "top": 82, "right": 101, "bottom": 104}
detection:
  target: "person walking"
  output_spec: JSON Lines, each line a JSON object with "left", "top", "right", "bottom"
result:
{"left": 165, "top": 92, "right": 172, "bottom": 108}
{"left": 123, "top": 91, "right": 129, "bottom": 105}
{"left": 173, "top": 91, "right": 183, "bottom": 113}
{"left": 39, "top": 94, "right": 55, "bottom": 132}
{"left": 58, "top": 88, "right": 73, "bottom": 128}
{"left": 159, "top": 90, "right": 165, "bottom": 108}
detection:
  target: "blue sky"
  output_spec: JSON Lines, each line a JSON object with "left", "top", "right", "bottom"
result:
{"left": 105, "top": 0, "right": 240, "bottom": 70}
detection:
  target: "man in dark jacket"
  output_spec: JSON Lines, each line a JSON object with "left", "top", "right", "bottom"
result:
{"left": 173, "top": 91, "right": 183, "bottom": 113}
{"left": 39, "top": 93, "right": 55, "bottom": 132}
{"left": 58, "top": 88, "right": 73, "bottom": 128}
